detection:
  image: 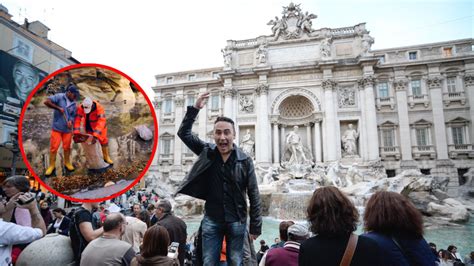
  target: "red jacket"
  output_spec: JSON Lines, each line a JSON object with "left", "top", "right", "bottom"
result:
{"left": 74, "top": 100, "right": 108, "bottom": 144}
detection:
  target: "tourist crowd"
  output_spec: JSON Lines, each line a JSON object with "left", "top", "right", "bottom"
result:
{"left": 1, "top": 175, "right": 473, "bottom": 265}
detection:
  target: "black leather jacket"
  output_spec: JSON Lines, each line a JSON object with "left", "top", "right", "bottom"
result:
{"left": 176, "top": 106, "right": 262, "bottom": 235}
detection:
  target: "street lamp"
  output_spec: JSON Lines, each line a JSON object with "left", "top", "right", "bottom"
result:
{"left": 0, "top": 131, "right": 20, "bottom": 176}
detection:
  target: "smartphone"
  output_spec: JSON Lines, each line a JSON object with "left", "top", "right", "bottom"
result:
{"left": 167, "top": 242, "right": 179, "bottom": 258}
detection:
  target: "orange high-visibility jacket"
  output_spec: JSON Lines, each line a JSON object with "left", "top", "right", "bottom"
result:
{"left": 73, "top": 100, "right": 108, "bottom": 144}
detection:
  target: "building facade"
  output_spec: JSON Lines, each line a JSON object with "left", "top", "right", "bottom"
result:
{"left": 150, "top": 4, "right": 474, "bottom": 194}
{"left": 0, "top": 4, "right": 77, "bottom": 181}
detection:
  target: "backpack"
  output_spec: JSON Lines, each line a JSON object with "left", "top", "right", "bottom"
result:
{"left": 69, "top": 207, "right": 90, "bottom": 264}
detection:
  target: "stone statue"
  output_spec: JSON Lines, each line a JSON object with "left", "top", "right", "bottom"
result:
{"left": 320, "top": 38, "right": 332, "bottom": 58}
{"left": 267, "top": 16, "right": 286, "bottom": 38}
{"left": 221, "top": 48, "right": 232, "bottom": 68}
{"left": 342, "top": 124, "right": 359, "bottom": 156}
{"left": 240, "top": 129, "right": 255, "bottom": 158}
{"left": 239, "top": 95, "right": 254, "bottom": 113}
{"left": 256, "top": 44, "right": 268, "bottom": 65}
{"left": 361, "top": 34, "right": 374, "bottom": 55}
{"left": 299, "top": 11, "right": 317, "bottom": 33}
{"left": 286, "top": 126, "right": 310, "bottom": 165}
{"left": 256, "top": 165, "right": 279, "bottom": 185}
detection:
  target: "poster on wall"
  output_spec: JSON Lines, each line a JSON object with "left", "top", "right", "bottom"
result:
{"left": 0, "top": 50, "right": 48, "bottom": 105}
{"left": 0, "top": 50, "right": 47, "bottom": 172}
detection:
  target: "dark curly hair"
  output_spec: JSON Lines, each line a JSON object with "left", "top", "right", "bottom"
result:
{"left": 364, "top": 191, "right": 423, "bottom": 238}
{"left": 307, "top": 186, "right": 358, "bottom": 236}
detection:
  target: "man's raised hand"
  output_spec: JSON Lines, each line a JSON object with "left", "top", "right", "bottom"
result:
{"left": 194, "top": 92, "right": 210, "bottom": 109}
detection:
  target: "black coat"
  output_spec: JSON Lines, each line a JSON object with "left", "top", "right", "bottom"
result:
{"left": 156, "top": 213, "right": 187, "bottom": 266}
{"left": 176, "top": 106, "right": 262, "bottom": 236}
{"left": 299, "top": 234, "right": 385, "bottom": 266}
{"left": 47, "top": 216, "right": 71, "bottom": 236}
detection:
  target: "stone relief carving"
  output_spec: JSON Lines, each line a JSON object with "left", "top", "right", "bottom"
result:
{"left": 221, "top": 48, "right": 232, "bottom": 68}
{"left": 239, "top": 94, "right": 254, "bottom": 113}
{"left": 338, "top": 87, "right": 356, "bottom": 108}
{"left": 320, "top": 38, "right": 332, "bottom": 58}
{"left": 267, "top": 3, "right": 317, "bottom": 40}
{"left": 255, "top": 43, "right": 268, "bottom": 65}
{"left": 240, "top": 129, "right": 255, "bottom": 159}
{"left": 341, "top": 123, "right": 359, "bottom": 157}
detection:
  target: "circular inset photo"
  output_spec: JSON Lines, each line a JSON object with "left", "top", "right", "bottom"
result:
{"left": 18, "top": 63, "right": 158, "bottom": 202}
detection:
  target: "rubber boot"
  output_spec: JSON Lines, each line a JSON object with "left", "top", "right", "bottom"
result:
{"left": 45, "top": 152, "right": 56, "bottom": 176}
{"left": 64, "top": 150, "right": 75, "bottom": 171}
{"left": 102, "top": 146, "right": 114, "bottom": 164}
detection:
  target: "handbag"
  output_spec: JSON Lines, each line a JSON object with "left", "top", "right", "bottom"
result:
{"left": 340, "top": 233, "right": 359, "bottom": 266}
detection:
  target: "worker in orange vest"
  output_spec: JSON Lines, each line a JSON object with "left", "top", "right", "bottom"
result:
{"left": 73, "top": 97, "right": 113, "bottom": 164}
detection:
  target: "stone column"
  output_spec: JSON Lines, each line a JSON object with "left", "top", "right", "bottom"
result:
{"left": 281, "top": 126, "right": 286, "bottom": 151}
{"left": 224, "top": 87, "right": 235, "bottom": 118}
{"left": 198, "top": 87, "right": 208, "bottom": 140}
{"left": 322, "top": 79, "right": 337, "bottom": 161}
{"left": 313, "top": 120, "right": 322, "bottom": 162}
{"left": 427, "top": 76, "right": 449, "bottom": 160}
{"left": 272, "top": 121, "right": 280, "bottom": 164}
{"left": 305, "top": 123, "right": 312, "bottom": 154}
{"left": 464, "top": 75, "right": 474, "bottom": 141}
{"left": 358, "top": 85, "right": 368, "bottom": 160}
{"left": 173, "top": 95, "right": 185, "bottom": 166}
{"left": 393, "top": 79, "right": 413, "bottom": 161}
{"left": 359, "top": 75, "right": 379, "bottom": 160}
{"left": 152, "top": 97, "right": 161, "bottom": 167}
{"left": 255, "top": 83, "right": 271, "bottom": 164}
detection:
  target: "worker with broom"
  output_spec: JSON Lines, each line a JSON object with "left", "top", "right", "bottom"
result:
{"left": 44, "top": 84, "right": 80, "bottom": 176}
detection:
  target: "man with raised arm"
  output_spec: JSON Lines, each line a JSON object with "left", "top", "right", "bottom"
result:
{"left": 176, "top": 92, "right": 262, "bottom": 265}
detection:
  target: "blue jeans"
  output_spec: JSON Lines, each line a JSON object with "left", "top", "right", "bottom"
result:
{"left": 201, "top": 215, "right": 246, "bottom": 266}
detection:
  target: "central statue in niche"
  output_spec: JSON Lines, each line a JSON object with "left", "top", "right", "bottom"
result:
{"left": 281, "top": 125, "right": 314, "bottom": 178}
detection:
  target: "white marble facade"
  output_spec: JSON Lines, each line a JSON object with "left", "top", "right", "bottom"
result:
{"left": 150, "top": 4, "right": 474, "bottom": 189}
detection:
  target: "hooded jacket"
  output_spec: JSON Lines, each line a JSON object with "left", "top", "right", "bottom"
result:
{"left": 175, "top": 106, "right": 262, "bottom": 236}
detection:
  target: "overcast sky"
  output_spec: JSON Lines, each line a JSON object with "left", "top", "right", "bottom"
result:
{"left": 2, "top": 0, "right": 472, "bottom": 98}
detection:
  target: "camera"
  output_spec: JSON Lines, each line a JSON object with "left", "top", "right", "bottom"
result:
{"left": 16, "top": 192, "right": 34, "bottom": 205}
{"left": 167, "top": 242, "right": 179, "bottom": 259}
